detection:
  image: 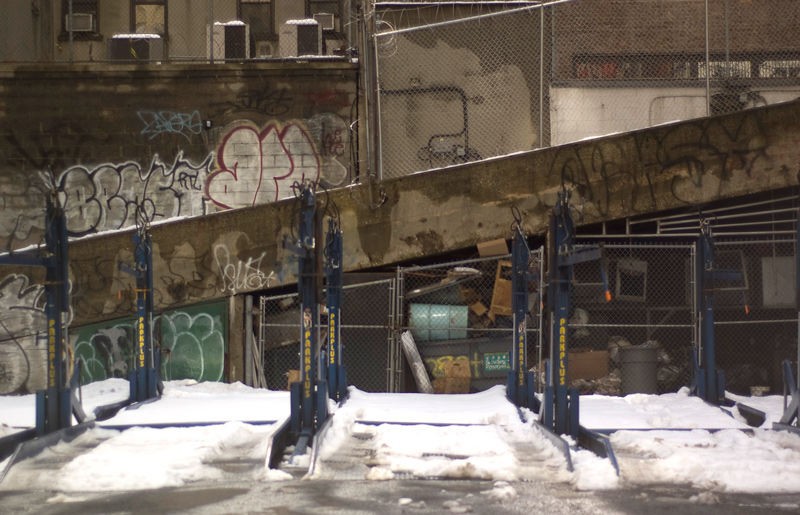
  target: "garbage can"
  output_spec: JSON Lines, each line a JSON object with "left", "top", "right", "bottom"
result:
{"left": 619, "top": 346, "right": 658, "bottom": 394}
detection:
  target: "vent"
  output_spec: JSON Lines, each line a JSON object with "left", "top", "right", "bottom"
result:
{"left": 107, "top": 36, "right": 165, "bottom": 62}
{"left": 207, "top": 22, "right": 250, "bottom": 60}
{"left": 279, "top": 20, "right": 321, "bottom": 58}
{"left": 312, "top": 13, "right": 335, "bottom": 31}
{"left": 65, "top": 13, "right": 94, "bottom": 32}
{"left": 255, "top": 41, "right": 274, "bottom": 58}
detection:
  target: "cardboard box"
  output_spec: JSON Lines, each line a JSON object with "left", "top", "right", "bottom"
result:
{"left": 432, "top": 377, "right": 471, "bottom": 394}
{"left": 287, "top": 369, "right": 300, "bottom": 390}
{"left": 444, "top": 378, "right": 471, "bottom": 394}
{"left": 477, "top": 239, "right": 509, "bottom": 257}
{"left": 433, "top": 378, "right": 446, "bottom": 394}
{"left": 444, "top": 356, "right": 471, "bottom": 378}
{"left": 489, "top": 261, "right": 513, "bottom": 318}
{"left": 568, "top": 350, "right": 609, "bottom": 381}
{"left": 469, "top": 301, "right": 488, "bottom": 317}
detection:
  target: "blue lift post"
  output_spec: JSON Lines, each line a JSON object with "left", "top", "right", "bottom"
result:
{"left": 284, "top": 182, "right": 329, "bottom": 457}
{"left": 506, "top": 209, "right": 539, "bottom": 412}
{"left": 774, "top": 359, "right": 800, "bottom": 434}
{"left": 692, "top": 220, "right": 747, "bottom": 405}
{"left": 325, "top": 218, "right": 347, "bottom": 402}
{"left": 541, "top": 190, "right": 611, "bottom": 440}
{"left": 0, "top": 193, "right": 83, "bottom": 436}
{"left": 119, "top": 209, "right": 163, "bottom": 404}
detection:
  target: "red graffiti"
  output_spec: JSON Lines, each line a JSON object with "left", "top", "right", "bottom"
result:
{"left": 205, "top": 123, "right": 320, "bottom": 209}
{"left": 322, "top": 129, "right": 345, "bottom": 158}
{"left": 304, "top": 89, "right": 349, "bottom": 108}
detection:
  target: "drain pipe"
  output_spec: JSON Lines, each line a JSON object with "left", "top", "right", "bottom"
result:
{"left": 245, "top": 294, "right": 253, "bottom": 387}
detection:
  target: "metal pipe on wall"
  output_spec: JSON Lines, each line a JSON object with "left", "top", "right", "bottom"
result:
{"left": 245, "top": 294, "right": 253, "bottom": 387}
{"left": 209, "top": 0, "right": 214, "bottom": 64}
{"left": 705, "top": 0, "right": 711, "bottom": 116}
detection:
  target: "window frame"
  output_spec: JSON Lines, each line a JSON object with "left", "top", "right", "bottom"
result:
{"left": 60, "top": 0, "right": 101, "bottom": 41}
{"left": 130, "top": 0, "right": 168, "bottom": 38}
{"left": 238, "top": 0, "right": 275, "bottom": 38}
{"left": 306, "top": 0, "right": 344, "bottom": 35}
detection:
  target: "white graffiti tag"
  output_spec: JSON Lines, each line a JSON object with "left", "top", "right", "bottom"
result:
{"left": 214, "top": 245, "right": 277, "bottom": 294}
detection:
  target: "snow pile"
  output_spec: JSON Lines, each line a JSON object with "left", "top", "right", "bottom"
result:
{"left": 611, "top": 428, "right": 800, "bottom": 493}
{"left": 580, "top": 387, "right": 750, "bottom": 430}
{"left": 317, "top": 386, "right": 570, "bottom": 482}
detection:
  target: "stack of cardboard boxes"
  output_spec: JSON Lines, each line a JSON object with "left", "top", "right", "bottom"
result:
{"left": 432, "top": 356, "right": 471, "bottom": 394}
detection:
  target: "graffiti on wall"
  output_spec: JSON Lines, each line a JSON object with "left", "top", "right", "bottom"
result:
{"left": 1, "top": 113, "right": 349, "bottom": 252}
{"left": 547, "top": 112, "right": 777, "bottom": 222}
{"left": 0, "top": 152, "right": 213, "bottom": 251}
{"left": 161, "top": 305, "right": 226, "bottom": 383}
{"left": 69, "top": 302, "right": 227, "bottom": 386}
{"left": 61, "top": 151, "right": 213, "bottom": 235}
{"left": 0, "top": 275, "right": 49, "bottom": 394}
{"left": 215, "top": 242, "right": 277, "bottom": 295}
{"left": 205, "top": 116, "right": 349, "bottom": 210}
{"left": 209, "top": 85, "right": 293, "bottom": 118}
{"left": 138, "top": 110, "right": 203, "bottom": 141}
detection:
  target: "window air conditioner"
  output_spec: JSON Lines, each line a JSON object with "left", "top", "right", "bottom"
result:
{"left": 312, "top": 13, "right": 335, "bottom": 32}
{"left": 280, "top": 20, "right": 321, "bottom": 58}
{"left": 66, "top": 13, "right": 94, "bottom": 32}
{"left": 108, "top": 35, "right": 165, "bottom": 61}
{"left": 207, "top": 22, "right": 250, "bottom": 60}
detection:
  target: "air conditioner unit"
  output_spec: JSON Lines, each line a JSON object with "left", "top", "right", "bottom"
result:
{"left": 65, "top": 13, "right": 94, "bottom": 32}
{"left": 207, "top": 22, "right": 250, "bottom": 60}
{"left": 279, "top": 20, "right": 321, "bottom": 58}
{"left": 312, "top": 13, "right": 335, "bottom": 32}
{"left": 108, "top": 35, "right": 165, "bottom": 62}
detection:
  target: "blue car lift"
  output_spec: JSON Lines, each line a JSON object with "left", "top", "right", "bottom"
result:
{"left": 690, "top": 220, "right": 764, "bottom": 426}
{"left": 774, "top": 359, "right": 800, "bottom": 435}
{"left": 92, "top": 210, "right": 164, "bottom": 422}
{"left": 505, "top": 208, "right": 540, "bottom": 412}
{"left": 119, "top": 210, "right": 163, "bottom": 404}
{"left": 540, "top": 190, "right": 612, "bottom": 439}
{"left": 284, "top": 182, "right": 330, "bottom": 458}
{"left": 531, "top": 191, "right": 618, "bottom": 472}
{"left": 0, "top": 193, "right": 89, "bottom": 466}
{"left": 324, "top": 217, "right": 347, "bottom": 402}
{"left": 773, "top": 222, "right": 800, "bottom": 434}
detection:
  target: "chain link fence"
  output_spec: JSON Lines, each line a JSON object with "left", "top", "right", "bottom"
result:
{"left": 340, "top": 278, "right": 396, "bottom": 393}
{"left": 398, "top": 253, "right": 544, "bottom": 395}
{"left": 550, "top": 0, "right": 800, "bottom": 146}
{"left": 373, "top": 0, "right": 800, "bottom": 178}
{"left": 258, "top": 277, "right": 395, "bottom": 393}
{"left": 259, "top": 238, "right": 798, "bottom": 397}
{"left": 374, "top": 5, "right": 548, "bottom": 179}
{"left": 569, "top": 243, "right": 696, "bottom": 396}
{"left": 712, "top": 238, "right": 798, "bottom": 396}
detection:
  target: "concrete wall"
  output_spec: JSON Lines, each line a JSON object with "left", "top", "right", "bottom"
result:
{"left": 4, "top": 98, "right": 800, "bottom": 327}
{"left": 0, "top": 61, "right": 356, "bottom": 390}
{"left": 0, "top": 62, "right": 357, "bottom": 249}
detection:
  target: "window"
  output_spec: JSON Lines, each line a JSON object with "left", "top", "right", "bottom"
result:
{"left": 61, "top": 0, "right": 99, "bottom": 38}
{"left": 131, "top": 0, "right": 167, "bottom": 36}
{"left": 239, "top": 0, "right": 274, "bottom": 41}
{"left": 307, "top": 0, "right": 342, "bottom": 33}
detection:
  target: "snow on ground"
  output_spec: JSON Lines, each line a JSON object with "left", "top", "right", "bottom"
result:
{"left": 318, "top": 386, "right": 576, "bottom": 484}
{"left": 580, "top": 387, "right": 751, "bottom": 430}
{"left": 96, "top": 379, "right": 290, "bottom": 427}
{"left": 1, "top": 380, "right": 799, "bottom": 494}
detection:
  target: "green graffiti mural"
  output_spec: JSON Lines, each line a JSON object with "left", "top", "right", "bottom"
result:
{"left": 161, "top": 303, "right": 227, "bottom": 382}
{"left": 70, "top": 301, "right": 227, "bottom": 385}
{"left": 72, "top": 322, "right": 135, "bottom": 384}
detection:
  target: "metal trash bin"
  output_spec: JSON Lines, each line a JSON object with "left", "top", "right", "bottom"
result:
{"left": 619, "top": 346, "right": 658, "bottom": 394}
